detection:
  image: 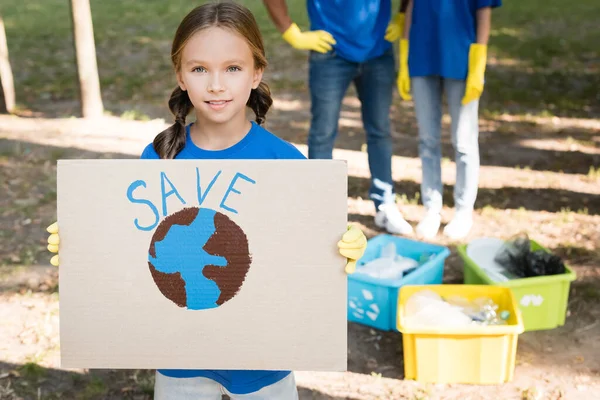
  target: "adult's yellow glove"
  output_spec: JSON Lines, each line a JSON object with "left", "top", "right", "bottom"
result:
{"left": 398, "top": 39, "right": 412, "bottom": 101}
{"left": 337, "top": 225, "right": 367, "bottom": 274}
{"left": 462, "top": 43, "right": 488, "bottom": 105}
{"left": 47, "top": 222, "right": 60, "bottom": 267}
{"left": 384, "top": 13, "right": 405, "bottom": 42}
{"left": 282, "top": 23, "right": 336, "bottom": 53}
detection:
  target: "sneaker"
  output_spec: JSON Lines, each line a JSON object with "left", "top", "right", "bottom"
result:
{"left": 443, "top": 210, "right": 473, "bottom": 240}
{"left": 416, "top": 211, "right": 441, "bottom": 239}
{"left": 374, "top": 203, "right": 414, "bottom": 235}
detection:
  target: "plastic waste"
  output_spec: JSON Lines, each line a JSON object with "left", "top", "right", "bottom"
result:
{"left": 355, "top": 242, "right": 419, "bottom": 280}
{"left": 494, "top": 234, "right": 566, "bottom": 278}
{"left": 404, "top": 291, "right": 511, "bottom": 328}
{"left": 404, "top": 290, "right": 472, "bottom": 327}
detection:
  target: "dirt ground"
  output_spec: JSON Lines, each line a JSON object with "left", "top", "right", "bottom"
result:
{"left": 1, "top": 84, "right": 599, "bottom": 400}
{"left": 1, "top": 0, "right": 599, "bottom": 397}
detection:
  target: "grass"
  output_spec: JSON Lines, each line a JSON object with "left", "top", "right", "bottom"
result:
{"left": 0, "top": 0, "right": 309, "bottom": 117}
{"left": 557, "top": 207, "right": 575, "bottom": 224}
{"left": 131, "top": 370, "right": 155, "bottom": 395}
{"left": 521, "top": 386, "right": 543, "bottom": 400}
{"left": 0, "top": 3, "right": 598, "bottom": 398}
{"left": 397, "top": 192, "right": 420, "bottom": 206}
{"left": 120, "top": 109, "right": 151, "bottom": 121}
{"left": 486, "top": 0, "right": 600, "bottom": 118}
{"left": 78, "top": 377, "right": 107, "bottom": 400}
{"left": 588, "top": 166, "right": 600, "bottom": 181}
{"left": 18, "top": 362, "right": 46, "bottom": 381}
{"left": 480, "top": 204, "right": 496, "bottom": 217}
{"left": 515, "top": 165, "right": 532, "bottom": 171}
{"left": 565, "top": 136, "right": 596, "bottom": 148}
{"left": 579, "top": 282, "right": 600, "bottom": 301}
{"left": 1, "top": 0, "right": 597, "bottom": 119}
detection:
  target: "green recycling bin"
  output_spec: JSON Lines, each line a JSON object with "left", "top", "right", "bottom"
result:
{"left": 458, "top": 239, "right": 576, "bottom": 331}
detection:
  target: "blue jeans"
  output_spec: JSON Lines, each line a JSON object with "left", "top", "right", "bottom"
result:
{"left": 308, "top": 49, "right": 395, "bottom": 210}
{"left": 411, "top": 76, "right": 480, "bottom": 214}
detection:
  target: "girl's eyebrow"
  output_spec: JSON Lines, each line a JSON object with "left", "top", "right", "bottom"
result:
{"left": 223, "top": 59, "right": 246, "bottom": 65}
{"left": 184, "top": 59, "right": 207, "bottom": 66}
{"left": 185, "top": 59, "right": 247, "bottom": 66}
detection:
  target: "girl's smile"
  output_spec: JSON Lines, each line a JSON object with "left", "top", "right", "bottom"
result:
{"left": 205, "top": 99, "right": 232, "bottom": 111}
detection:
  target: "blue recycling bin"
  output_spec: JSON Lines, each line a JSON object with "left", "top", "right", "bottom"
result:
{"left": 348, "top": 234, "right": 450, "bottom": 331}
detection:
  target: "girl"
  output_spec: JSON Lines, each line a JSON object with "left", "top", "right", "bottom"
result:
{"left": 398, "top": 0, "right": 502, "bottom": 239}
{"left": 47, "top": 2, "right": 367, "bottom": 399}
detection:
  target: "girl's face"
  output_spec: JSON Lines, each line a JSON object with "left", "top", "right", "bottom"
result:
{"left": 176, "top": 27, "right": 263, "bottom": 126}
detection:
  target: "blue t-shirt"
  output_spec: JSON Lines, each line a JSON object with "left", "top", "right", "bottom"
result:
{"left": 142, "top": 121, "right": 305, "bottom": 395}
{"left": 307, "top": 0, "right": 392, "bottom": 63}
{"left": 409, "top": 0, "right": 502, "bottom": 80}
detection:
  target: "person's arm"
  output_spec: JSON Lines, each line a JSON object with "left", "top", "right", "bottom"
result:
{"left": 262, "top": 0, "right": 336, "bottom": 53}
{"left": 476, "top": 7, "right": 492, "bottom": 44}
{"left": 397, "top": 0, "right": 412, "bottom": 100}
{"left": 403, "top": 0, "right": 413, "bottom": 39}
{"left": 462, "top": 6, "right": 492, "bottom": 104}
{"left": 386, "top": 0, "right": 411, "bottom": 42}
{"left": 262, "top": 0, "right": 293, "bottom": 34}
{"left": 385, "top": 0, "right": 410, "bottom": 42}
{"left": 400, "top": 0, "right": 410, "bottom": 13}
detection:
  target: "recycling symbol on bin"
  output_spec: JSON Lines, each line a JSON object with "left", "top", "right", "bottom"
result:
{"left": 349, "top": 289, "right": 380, "bottom": 321}
{"left": 520, "top": 294, "right": 544, "bottom": 307}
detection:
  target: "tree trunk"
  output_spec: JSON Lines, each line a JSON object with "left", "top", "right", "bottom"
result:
{"left": 0, "top": 15, "right": 15, "bottom": 113}
{"left": 70, "top": 0, "right": 103, "bottom": 118}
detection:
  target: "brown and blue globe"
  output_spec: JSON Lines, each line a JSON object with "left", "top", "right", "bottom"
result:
{"left": 147, "top": 207, "right": 251, "bottom": 310}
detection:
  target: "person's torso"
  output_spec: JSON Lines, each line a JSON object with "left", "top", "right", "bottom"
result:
{"left": 409, "top": 0, "right": 502, "bottom": 79}
{"left": 307, "top": 0, "right": 392, "bottom": 63}
{"left": 142, "top": 122, "right": 306, "bottom": 161}
{"left": 157, "top": 369, "right": 291, "bottom": 395}
{"left": 141, "top": 121, "right": 304, "bottom": 394}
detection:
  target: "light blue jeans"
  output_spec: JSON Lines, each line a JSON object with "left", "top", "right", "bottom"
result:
{"left": 411, "top": 76, "right": 480, "bottom": 214}
{"left": 308, "top": 48, "right": 396, "bottom": 210}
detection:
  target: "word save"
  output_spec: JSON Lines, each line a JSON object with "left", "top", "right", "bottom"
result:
{"left": 126, "top": 168, "right": 256, "bottom": 231}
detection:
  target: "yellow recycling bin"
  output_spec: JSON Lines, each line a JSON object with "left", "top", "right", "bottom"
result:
{"left": 398, "top": 285, "right": 524, "bottom": 384}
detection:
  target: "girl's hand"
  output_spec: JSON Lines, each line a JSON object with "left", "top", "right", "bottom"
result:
{"left": 46, "top": 222, "right": 60, "bottom": 266}
{"left": 338, "top": 225, "right": 367, "bottom": 274}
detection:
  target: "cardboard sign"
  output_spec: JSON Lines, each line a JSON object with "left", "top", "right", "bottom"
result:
{"left": 57, "top": 159, "right": 348, "bottom": 370}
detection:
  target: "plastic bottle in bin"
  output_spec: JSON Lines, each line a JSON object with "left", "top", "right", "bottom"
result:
{"left": 357, "top": 242, "right": 419, "bottom": 280}
{"left": 404, "top": 290, "right": 472, "bottom": 327}
{"left": 446, "top": 296, "right": 510, "bottom": 325}
{"left": 404, "top": 290, "right": 511, "bottom": 328}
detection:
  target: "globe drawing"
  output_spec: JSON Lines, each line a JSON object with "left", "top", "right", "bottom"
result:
{"left": 147, "top": 207, "right": 251, "bottom": 310}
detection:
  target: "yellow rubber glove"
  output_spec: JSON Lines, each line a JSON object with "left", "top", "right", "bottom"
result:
{"left": 398, "top": 39, "right": 412, "bottom": 101}
{"left": 46, "top": 222, "right": 60, "bottom": 267}
{"left": 462, "top": 43, "right": 488, "bottom": 105}
{"left": 282, "top": 23, "right": 336, "bottom": 53}
{"left": 384, "top": 13, "right": 405, "bottom": 42}
{"left": 338, "top": 225, "right": 367, "bottom": 274}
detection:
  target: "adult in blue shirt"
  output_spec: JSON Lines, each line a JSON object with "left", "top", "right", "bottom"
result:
{"left": 263, "top": 0, "right": 413, "bottom": 235}
{"left": 398, "top": 0, "right": 502, "bottom": 239}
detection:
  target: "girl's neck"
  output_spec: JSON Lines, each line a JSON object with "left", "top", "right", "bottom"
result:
{"left": 189, "top": 112, "right": 252, "bottom": 151}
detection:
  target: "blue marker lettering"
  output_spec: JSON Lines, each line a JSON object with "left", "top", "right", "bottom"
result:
{"left": 126, "top": 180, "right": 160, "bottom": 231}
{"left": 196, "top": 168, "right": 222, "bottom": 205}
{"left": 220, "top": 172, "right": 256, "bottom": 214}
{"left": 160, "top": 171, "right": 186, "bottom": 216}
